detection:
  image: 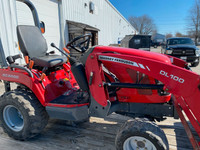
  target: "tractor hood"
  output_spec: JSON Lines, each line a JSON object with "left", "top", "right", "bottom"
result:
{"left": 94, "top": 46, "right": 171, "bottom": 64}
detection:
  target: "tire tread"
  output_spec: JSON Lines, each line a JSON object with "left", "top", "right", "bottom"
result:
{"left": 115, "top": 118, "right": 169, "bottom": 150}
{"left": 0, "top": 89, "right": 49, "bottom": 140}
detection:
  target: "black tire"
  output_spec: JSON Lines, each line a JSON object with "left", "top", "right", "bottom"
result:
{"left": 0, "top": 89, "right": 49, "bottom": 140}
{"left": 191, "top": 62, "right": 199, "bottom": 67}
{"left": 115, "top": 118, "right": 169, "bottom": 150}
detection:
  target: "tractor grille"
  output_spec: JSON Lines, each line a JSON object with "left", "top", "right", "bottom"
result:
{"left": 172, "top": 48, "right": 195, "bottom": 56}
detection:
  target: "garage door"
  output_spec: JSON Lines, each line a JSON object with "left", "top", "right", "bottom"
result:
{"left": 16, "top": 0, "right": 62, "bottom": 54}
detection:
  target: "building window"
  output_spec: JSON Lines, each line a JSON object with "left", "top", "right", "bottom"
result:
{"left": 134, "top": 39, "right": 141, "bottom": 44}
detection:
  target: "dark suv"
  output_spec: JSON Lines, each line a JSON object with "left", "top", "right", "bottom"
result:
{"left": 162, "top": 37, "right": 200, "bottom": 67}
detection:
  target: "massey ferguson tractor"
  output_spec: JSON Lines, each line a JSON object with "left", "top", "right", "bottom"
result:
{"left": 0, "top": 0, "right": 200, "bottom": 149}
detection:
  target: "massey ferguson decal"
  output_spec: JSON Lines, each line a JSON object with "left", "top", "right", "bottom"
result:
{"left": 98, "top": 55, "right": 150, "bottom": 71}
{"left": 2, "top": 74, "right": 19, "bottom": 79}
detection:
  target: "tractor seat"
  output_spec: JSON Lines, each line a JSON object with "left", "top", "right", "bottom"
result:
{"left": 32, "top": 55, "right": 67, "bottom": 68}
{"left": 17, "top": 25, "right": 67, "bottom": 67}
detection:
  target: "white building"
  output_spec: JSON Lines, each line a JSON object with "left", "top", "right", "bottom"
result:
{"left": 0, "top": 0, "right": 136, "bottom": 64}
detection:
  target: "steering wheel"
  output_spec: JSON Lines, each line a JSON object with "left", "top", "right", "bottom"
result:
{"left": 66, "top": 34, "right": 92, "bottom": 53}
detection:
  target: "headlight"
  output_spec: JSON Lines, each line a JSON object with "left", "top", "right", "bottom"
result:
{"left": 195, "top": 48, "right": 200, "bottom": 56}
{"left": 166, "top": 50, "right": 172, "bottom": 54}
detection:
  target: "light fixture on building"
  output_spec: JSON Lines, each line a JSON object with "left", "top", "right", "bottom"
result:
{"left": 89, "top": 2, "right": 95, "bottom": 14}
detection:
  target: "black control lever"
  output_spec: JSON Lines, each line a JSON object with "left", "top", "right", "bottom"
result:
{"left": 51, "top": 43, "right": 69, "bottom": 57}
{"left": 50, "top": 43, "right": 76, "bottom": 65}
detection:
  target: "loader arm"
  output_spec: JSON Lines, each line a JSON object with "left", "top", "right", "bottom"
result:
{"left": 85, "top": 50, "right": 200, "bottom": 139}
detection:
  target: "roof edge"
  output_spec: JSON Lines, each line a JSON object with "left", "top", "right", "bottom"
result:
{"left": 105, "top": 0, "right": 137, "bottom": 33}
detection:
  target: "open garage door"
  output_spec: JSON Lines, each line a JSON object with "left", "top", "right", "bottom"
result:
{"left": 16, "top": 0, "right": 62, "bottom": 54}
{"left": 67, "top": 21, "right": 99, "bottom": 59}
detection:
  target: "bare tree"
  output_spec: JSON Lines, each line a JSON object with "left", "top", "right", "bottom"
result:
{"left": 187, "top": 30, "right": 196, "bottom": 38}
{"left": 175, "top": 32, "right": 183, "bottom": 37}
{"left": 128, "top": 15, "right": 157, "bottom": 35}
{"left": 188, "top": 0, "right": 200, "bottom": 45}
{"left": 166, "top": 33, "right": 173, "bottom": 39}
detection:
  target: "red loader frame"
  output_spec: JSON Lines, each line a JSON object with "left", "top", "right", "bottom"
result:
{"left": 84, "top": 46, "right": 200, "bottom": 149}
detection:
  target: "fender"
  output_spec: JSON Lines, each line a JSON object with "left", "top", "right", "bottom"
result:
{"left": 0, "top": 67, "right": 46, "bottom": 106}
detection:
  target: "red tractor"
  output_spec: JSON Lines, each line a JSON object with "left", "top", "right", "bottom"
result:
{"left": 0, "top": 0, "right": 200, "bottom": 149}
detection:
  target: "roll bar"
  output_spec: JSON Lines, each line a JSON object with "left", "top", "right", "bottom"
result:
{"left": 16, "top": 0, "right": 41, "bottom": 28}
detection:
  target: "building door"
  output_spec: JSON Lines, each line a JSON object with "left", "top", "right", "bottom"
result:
{"left": 84, "top": 30, "right": 98, "bottom": 46}
{"left": 67, "top": 21, "right": 99, "bottom": 59}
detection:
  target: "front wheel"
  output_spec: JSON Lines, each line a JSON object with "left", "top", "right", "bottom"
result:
{"left": 0, "top": 89, "right": 49, "bottom": 140}
{"left": 115, "top": 118, "right": 169, "bottom": 150}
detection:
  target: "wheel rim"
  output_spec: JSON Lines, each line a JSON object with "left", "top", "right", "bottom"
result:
{"left": 3, "top": 105, "right": 24, "bottom": 132}
{"left": 123, "top": 136, "right": 157, "bottom": 150}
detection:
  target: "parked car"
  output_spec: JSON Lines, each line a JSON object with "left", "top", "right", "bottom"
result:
{"left": 161, "top": 37, "right": 200, "bottom": 67}
{"left": 151, "top": 39, "right": 165, "bottom": 48}
{"left": 151, "top": 40, "right": 161, "bottom": 48}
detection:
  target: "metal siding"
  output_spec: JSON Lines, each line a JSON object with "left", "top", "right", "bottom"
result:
{"left": 0, "top": 0, "right": 21, "bottom": 65}
{"left": 61, "top": 0, "right": 136, "bottom": 45}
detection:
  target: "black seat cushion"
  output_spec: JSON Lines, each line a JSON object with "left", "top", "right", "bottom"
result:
{"left": 32, "top": 55, "right": 68, "bottom": 68}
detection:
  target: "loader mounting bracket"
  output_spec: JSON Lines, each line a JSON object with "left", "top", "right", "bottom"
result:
{"left": 89, "top": 95, "right": 111, "bottom": 117}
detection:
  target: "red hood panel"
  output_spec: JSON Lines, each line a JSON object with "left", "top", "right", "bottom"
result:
{"left": 94, "top": 46, "right": 171, "bottom": 64}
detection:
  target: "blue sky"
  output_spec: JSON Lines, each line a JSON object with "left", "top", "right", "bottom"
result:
{"left": 109, "top": 0, "right": 195, "bottom": 35}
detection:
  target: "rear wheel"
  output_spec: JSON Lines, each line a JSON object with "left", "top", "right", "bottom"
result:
{"left": 115, "top": 118, "right": 169, "bottom": 150}
{"left": 0, "top": 89, "right": 49, "bottom": 140}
